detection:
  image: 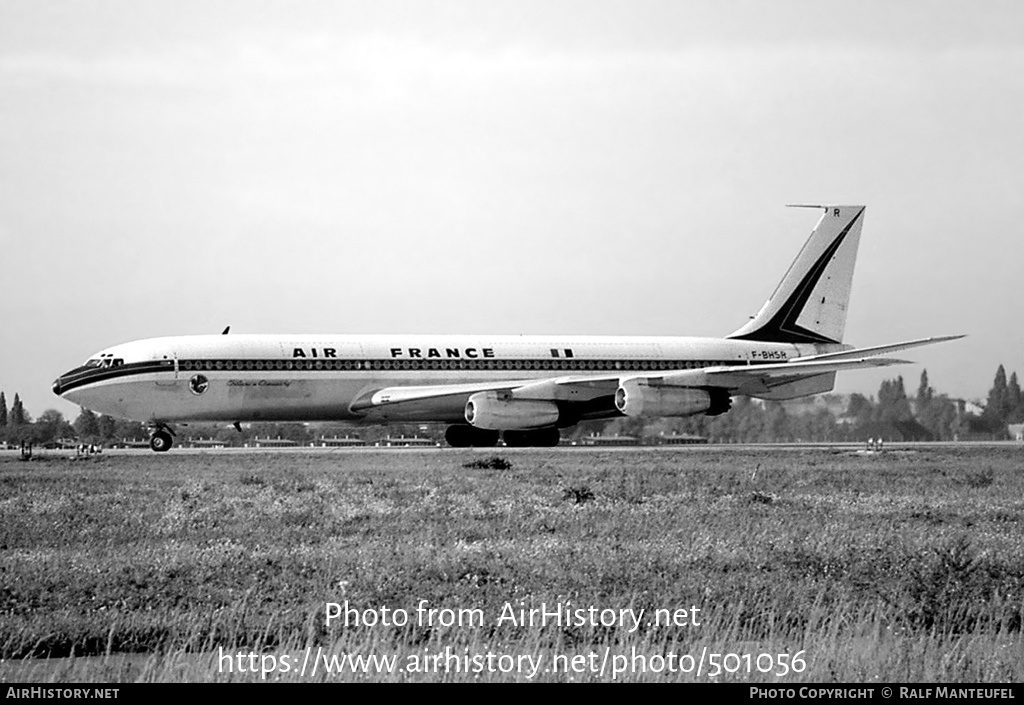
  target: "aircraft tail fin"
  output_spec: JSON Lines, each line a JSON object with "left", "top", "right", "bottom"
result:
{"left": 728, "top": 205, "right": 865, "bottom": 344}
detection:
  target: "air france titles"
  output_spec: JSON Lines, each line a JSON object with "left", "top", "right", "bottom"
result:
{"left": 389, "top": 347, "right": 495, "bottom": 359}
{"left": 293, "top": 348, "right": 338, "bottom": 358}
{"left": 290, "top": 347, "right": 497, "bottom": 359}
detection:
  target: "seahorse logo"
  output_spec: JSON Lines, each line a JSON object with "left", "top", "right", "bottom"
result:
{"left": 189, "top": 374, "right": 209, "bottom": 395}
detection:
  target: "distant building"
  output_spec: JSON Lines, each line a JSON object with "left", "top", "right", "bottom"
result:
{"left": 249, "top": 436, "right": 299, "bottom": 448}
{"left": 378, "top": 435, "right": 437, "bottom": 447}
{"left": 318, "top": 436, "right": 366, "bottom": 447}
{"left": 112, "top": 438, "right": 151, "bottom": 449}
{"left": 578, "top": 434, "right": 640, "bottom": 447}
{"left": 961, "top": 400, "right": 986, "bottom": 416}
{"left": 657, "top": 433, "right": 709, "bottom": 446}
{"left": 188, "top": 437, "right": 227, "bottom": 449}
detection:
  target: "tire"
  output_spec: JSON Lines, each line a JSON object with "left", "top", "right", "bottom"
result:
{"left": 533, "top": 428, "right": 561, "bottom": 447}
{"left": 445, "top": 425, "right": 499, "bottom": 448}
{"left": 150, "top": 430, "right": 173, "bottom": 452}
{"left": 504, "top": 428, "right": 560, "bottom": 447}
{"left": 502, "top": 430, "right": 530, "bottom": 447}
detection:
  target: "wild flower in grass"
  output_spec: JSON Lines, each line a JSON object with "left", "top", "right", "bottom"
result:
{"left": 964, "top": 468, "right": 995, "bottom": 489}
{"left": 562, "top": 485, "right": 595, "bottom": 505}
{"left": 748, "top": 491, "right": 778, "bottom": 506}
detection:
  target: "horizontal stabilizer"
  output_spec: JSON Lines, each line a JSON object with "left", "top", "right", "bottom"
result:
{"left": 791, "top": 335, "right": 965, "bottom": 363}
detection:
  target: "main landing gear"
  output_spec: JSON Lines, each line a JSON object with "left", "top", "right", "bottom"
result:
{"left": 502, "top": 428, "right": 560, "bottom": 447}
{"left": 148, "top": 424, "right": 175, "bottom": 452}
{"left": 445, "top": 425, "right": 500, "bottom": 448}
{"left": 444, "top": 425, "right": 561, "bottom": 448}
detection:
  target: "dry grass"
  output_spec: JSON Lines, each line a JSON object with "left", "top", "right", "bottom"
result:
{"left": 1, "top": 446, "right": 1022, "bottom": 682}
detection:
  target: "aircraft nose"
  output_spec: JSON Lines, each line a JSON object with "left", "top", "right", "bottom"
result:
{"left": 52, "top": 378, "right": 63, "bottom": 396}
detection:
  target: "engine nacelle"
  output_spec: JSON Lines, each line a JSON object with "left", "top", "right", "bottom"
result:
{"left": 615, "top": 380, "right": 731, "bottom": 417}
{"left": 465, "top": 392, "right": 560, "bottom": 430}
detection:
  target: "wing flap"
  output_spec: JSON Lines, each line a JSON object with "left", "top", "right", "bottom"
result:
{"left": 349, "top": 379, "right": 537, "bottom": 412}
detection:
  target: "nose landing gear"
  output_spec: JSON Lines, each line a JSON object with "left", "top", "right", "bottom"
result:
{"left": 148, "top": 424, "right": 175, "bottom": 452}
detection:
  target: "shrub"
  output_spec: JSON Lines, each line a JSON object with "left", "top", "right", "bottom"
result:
{"left": 462, "top": 456, "right": 512, "bottom": 470}
{"left": 562, "top": 485, "right": 595, "bottom": 505}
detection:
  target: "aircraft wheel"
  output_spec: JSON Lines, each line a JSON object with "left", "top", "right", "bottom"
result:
{"left": 502, "top": 430, "right": 529, "bottom": 448}
{"left": 445, "top": 425, "right": 499, "bottom": 448}
{"left": 445, "top": 426, "right": 472, "bottom": 447}
{"left": 533, "top": 428, "right": 561, "bottom": 447}
{"left": 473, "top": 429, "right": 500, "bottom": 447}
{"left": 504, "top": 429, "right": 560, "bottom": 447}
{"left": 150, "top": 430, "right": 173, "bottom": 453}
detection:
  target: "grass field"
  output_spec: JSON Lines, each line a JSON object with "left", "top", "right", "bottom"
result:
{"left": 1, "top": 446, "right": 1022, "bottom": 682}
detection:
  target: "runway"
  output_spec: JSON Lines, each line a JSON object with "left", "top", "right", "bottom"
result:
{"left": 2, "top": 440, "right": 1018, "bottom": 460}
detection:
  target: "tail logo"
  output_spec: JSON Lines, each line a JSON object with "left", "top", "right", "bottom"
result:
{"left": 730, "top": 206, "right": 865, "bottom": 345}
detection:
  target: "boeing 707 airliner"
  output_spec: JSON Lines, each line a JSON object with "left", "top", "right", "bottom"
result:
{"left": 52, "top": 205, "right": 961, "bottom": 451}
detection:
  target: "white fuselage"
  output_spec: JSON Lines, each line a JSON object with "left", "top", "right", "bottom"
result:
{"left": 54, "top": 334, "right": 835, "bottom": 425}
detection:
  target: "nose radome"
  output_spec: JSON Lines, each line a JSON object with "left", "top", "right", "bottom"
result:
{"left": 52, "top": 378, "right": 63, "bottom": 396}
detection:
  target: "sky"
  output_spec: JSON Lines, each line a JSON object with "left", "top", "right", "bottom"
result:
{"left": 1, "top": 0, "right": 1022, "bottom": 421}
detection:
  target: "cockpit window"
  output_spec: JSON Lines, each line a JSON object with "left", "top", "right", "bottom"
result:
{"left": 83, "top": 357, "right": 124, "bottom": 369}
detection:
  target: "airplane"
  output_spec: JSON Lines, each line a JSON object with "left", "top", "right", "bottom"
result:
{"left": 52, "top": 205, "right": 961, "bottom": 452}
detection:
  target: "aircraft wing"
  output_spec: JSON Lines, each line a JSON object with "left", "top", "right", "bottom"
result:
{"left": 513, "top": 356, "right": 912, "bottom": 397}
{"left": 350, "top": 356, "right": 912, "bottom": 417}
{"left": 495, "top": 356, "right": 912, "bottom": 399}
{"left": 349, "top": 336, "right": 959, "bottom": 417}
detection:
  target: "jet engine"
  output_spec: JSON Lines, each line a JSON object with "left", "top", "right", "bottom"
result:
{"left": 465, "top": 392, "right": 560, "bottom": 430}
{"left": 615, "top": 380, "right": 731, "bottom": 417}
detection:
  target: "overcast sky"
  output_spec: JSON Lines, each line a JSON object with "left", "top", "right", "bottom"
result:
{"left": 2, "top": 0, "right": 1021, "bottom": 420}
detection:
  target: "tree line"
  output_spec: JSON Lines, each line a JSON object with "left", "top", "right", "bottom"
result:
{"left": 0, "top": 392, "right": 148, "bottom": 447}
{"left": 2, "top": 364, "right": 1021, "bottom": 447}
{"left": 591, "top": 365, "right": 1023, "bottom": 443}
